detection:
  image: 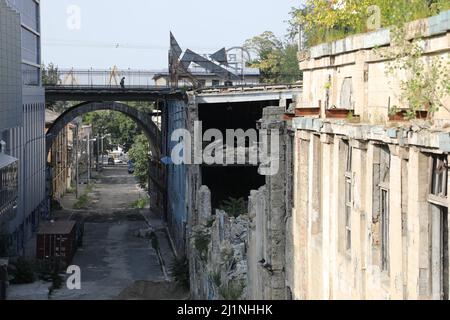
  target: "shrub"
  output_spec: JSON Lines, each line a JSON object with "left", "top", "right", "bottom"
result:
{"left": 219, "top": 197, "right": 247, "bottom": 218}
{"left": 211, "top": 271, "right": 222, "bottom": 288}
{"left": 193, "top": 231, "right": 211, "bottom": 261}
{"left": 10, "top": 258, "right": 36, "bottom": 284}
{"left": 170, "top": 256, "right": 190, "bottom": 290}
{"left": 132, "top": 197, "right": 149, "bottom": 209}
{"left": 73, "top": 194, "right": 89, "bottom": 209}
{"left": 219, "top": 280, "right": 245, "bottom": 300}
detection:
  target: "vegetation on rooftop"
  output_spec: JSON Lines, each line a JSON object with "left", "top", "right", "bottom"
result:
{"left": 293, "top": 0, "right": 450, "bottom": 47}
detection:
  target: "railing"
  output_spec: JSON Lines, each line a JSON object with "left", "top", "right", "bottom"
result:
{"left": 43, "top": 68, "right": 164, "bottom": 88}
{"left": 195, "top": 82, "right": 303, "bottom": 94}
{"left": 40, "top": 68, "right": 303, "bottom": 92}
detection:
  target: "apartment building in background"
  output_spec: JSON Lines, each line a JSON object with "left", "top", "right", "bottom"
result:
{"left": 45, "top": 109, "right": 76, "bottom": 201}
{"left": 0, "top": 0, "right": 46, "bottom": 256}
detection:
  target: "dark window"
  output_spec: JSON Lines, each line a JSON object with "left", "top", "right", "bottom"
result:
{"left": 381, "top": 189, "right": 389, "bottom": 272}
{"left": 431, "top": 205, "right": 449, "bottom": 300}
{"left": 431, "top": 155, "right": 448, "bottom": 197}
{"left": 22, "top": 64, "right": 40, "bottom": 86}
{"left": 21, "top": 28, "right": 40, "bottom": 64}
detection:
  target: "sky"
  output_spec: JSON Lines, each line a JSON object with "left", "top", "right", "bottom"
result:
{"left": 41, "top": 0, "right": 301, "bottom": 70}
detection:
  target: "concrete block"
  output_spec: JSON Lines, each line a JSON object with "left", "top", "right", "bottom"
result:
{"left": 428, "top": 11, "right": 449, "bottom": 36}
{"left": 387, "top": 128, "right": 398, "bottom": 139}
{"left": 438, "top": 133, "right": 450, "bottom": 152}
{"left": 311, "top": 43, "right": 332, "bottom": 58}
{"left": 312, "top": 119, "right": 324, "bottom": 132}
{"left": 363, "top": 29, "right": 390, "bottom": 49}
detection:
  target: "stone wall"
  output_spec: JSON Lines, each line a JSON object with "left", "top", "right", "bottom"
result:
{"left": 290, "top": 118, "right": 450, "bottom": 299}
{"left": 298, "top": 10, "right": 450, "bottom": 124}
{"left": 188, "top": 106, "right": 293, "bottom": 300}
{"left": 189, "top": 185, "right": 249, "bottom": 300}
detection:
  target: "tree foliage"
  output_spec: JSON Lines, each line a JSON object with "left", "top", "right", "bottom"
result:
{"left": 244, "top": 31, "right": 302, "bottom": 84}
{"left": 82, "top": 101, "right": 154, "bottom": 153}
{"left": 42, "top": 63, "right": 59, "bottom": 86}
{"left": 293, "top": 0, "right": 450, "bottom": 47}
{"left": 378, "top": 26, "right": 450, "bottom": 119}
{"left": 128, "top": 134, "right": 150, "bottom": 189}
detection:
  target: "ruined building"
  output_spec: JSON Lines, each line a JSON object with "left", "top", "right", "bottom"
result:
{"left": 186, "top": 11, "right": 450, "bottom": 300}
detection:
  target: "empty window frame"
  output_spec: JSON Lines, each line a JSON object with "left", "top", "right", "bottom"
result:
{"left": 379, "top": 145, "right": 391, "bottom": 272}
{"left": 429, "top": 154, "right": 449, "bottom": 300}
{"left": 431, "top": 205, "right": 449, "bottom": 300}
{"left": 431, "top": 155, "right": 448, "bottom": 197}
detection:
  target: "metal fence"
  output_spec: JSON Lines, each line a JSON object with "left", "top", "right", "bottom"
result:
{"left": 43, "top": 68, "right": 164, "bottom": 88}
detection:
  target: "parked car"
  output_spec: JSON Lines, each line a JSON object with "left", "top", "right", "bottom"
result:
{"left": 127, "top": 160, "right": 134, "bottom": 174}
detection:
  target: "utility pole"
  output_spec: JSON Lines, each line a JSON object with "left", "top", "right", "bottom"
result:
{"left": 75, "top": 125, "right": 79, "bottom": 199}
{"left": 96, "top": 135, "right": 99, "bottom": 172}
{"left": 87, "top": 131, "right": 91, "bottom": 184}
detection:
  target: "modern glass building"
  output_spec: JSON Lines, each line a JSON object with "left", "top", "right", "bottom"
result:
{"left": 0, "top": 0, "right": 46, "bottom": 256}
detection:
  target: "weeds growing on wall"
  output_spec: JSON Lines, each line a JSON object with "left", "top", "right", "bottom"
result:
{"left": 294, "top": 0, "right": 450, "bottom": 47}
{"left": 378, "top": 26, "right": 450, "bottom": 119}
{"left": 170, "top": 256, "right": 190, "bottom": 290}
{"left": 219, "top": 197, "right": 247, "bottom": 218}
{"left": 219, "top": 280, "right": 245, "bottom": 300}
{"left": 193, "top": 231, "right": 211, "bottom": 262}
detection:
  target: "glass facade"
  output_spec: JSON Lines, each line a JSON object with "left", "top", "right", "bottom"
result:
{"left": 7, "top": 0, "right": 41, "bottom": 86}
{"left": 0, "top": 161, "right": 19, "bottom": 219}
{"left": 21, "top": 27, "right": 39, "bottom": 64}
{"left": 22, "top": 64, "right": 40, "bottom": 86}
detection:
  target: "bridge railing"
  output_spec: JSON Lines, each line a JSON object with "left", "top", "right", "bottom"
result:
{"left": 42, "top": 68, "right": 167, "bottom": 88}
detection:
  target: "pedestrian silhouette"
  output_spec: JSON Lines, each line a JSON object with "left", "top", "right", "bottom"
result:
{"left": 120, "top": 77, "right": 125, "bottom": 89}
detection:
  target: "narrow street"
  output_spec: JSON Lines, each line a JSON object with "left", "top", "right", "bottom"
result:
{"left": 8, "top": 165, "right": 188, "bottom": 300}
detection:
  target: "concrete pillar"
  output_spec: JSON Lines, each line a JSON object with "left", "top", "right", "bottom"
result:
{"left": 350, "top": 139, "right": 367, "bottom": 299}
{"left": 293, "top": 131, "right": 310, "bottom": 299}
{"left": 388, "top": 146, "right": 404, "bottom": 299}
{"left": 259, "top": 107, "right": 287, "bottom": 300}
{"left": 406, "top": 149, "right": 430, "bottom": 299}
{"left": 197, "top": 185, "right": 212, "bottom": 225}
{"left": 321, "top": 134, "right": 333, "bottom": 299}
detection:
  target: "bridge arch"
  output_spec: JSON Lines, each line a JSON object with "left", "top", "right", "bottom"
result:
{"left": 45, "top": 101, "right": 161, "bottom": 157}
{"left": 46, "top": 101, "right": 165, "bottom": 214}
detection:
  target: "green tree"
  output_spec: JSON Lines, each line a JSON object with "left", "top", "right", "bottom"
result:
{"left": 244, "top": 31, "right": 302, "bottom": 84}
{"left": 42, "top": 63, "right": 59, "bottom": 86}
{"left": 293, "top": 0, "right": 450, "bottom": 47}
{"left": 128, "top": 134, "right": 150, "bottom": 189}
{"left": 82, "top": 101, "right": 154, "bottom": 153}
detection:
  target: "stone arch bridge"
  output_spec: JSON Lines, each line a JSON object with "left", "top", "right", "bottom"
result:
{"left": 45, "top": 101, "right": 165, "bottom": 213}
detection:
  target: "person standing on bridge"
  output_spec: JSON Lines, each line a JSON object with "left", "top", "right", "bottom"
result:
{"left": 120, "top": 77, "right": 126, "bottom": 89}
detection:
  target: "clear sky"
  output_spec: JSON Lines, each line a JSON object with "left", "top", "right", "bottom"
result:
{"left": 41, "top": 0, "right": 301, "bottom": 70}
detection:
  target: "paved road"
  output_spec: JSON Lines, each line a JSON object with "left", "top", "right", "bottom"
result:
{"left": 51, "top": 219, "right": 166, "bottom": 300}
{"left": 9, "top": 165, "right": 186, "bottom": 300}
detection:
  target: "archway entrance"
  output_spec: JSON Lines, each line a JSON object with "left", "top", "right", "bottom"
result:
{"left": 45, "top": 101, "right": 165, "bottom": 215}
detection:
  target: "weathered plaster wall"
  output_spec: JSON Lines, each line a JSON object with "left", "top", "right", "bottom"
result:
{"left": 298, "top": 10, "right": 450, "bottom": 124}
{"left": 291, "top": 118, "right": 450, "bottom": 299}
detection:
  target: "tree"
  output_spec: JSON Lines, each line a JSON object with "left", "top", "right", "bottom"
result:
{"left": 82, "top": 102, "right": 154, "bottom": 153}
{"left": 293, "top": 0, "right": 450, "bottom": 47}
{"left": 244, "top": 32, "right": 302, "bottom": 84}
{"left": 378, "top": 26, "right": 450, "bottom": 119}
{"left": 128, "top": 134, "right": 150, "bottom": 189}
{"left": 42, "top": 63, "right": 60, "bottom": 86}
